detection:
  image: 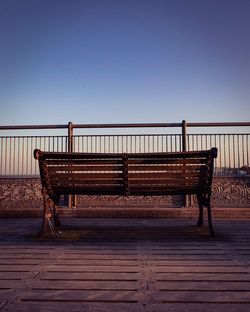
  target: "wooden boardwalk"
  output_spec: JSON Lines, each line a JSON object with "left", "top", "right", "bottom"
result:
{"left": 0, "top": 217, "right": 250, "bottom": 311}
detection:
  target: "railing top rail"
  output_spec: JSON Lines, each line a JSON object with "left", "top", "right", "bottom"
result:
{"left": 0, "top": 121, "right": 249, "bottom": 131}
{"left": 187, "top": 122, "right": 250, "bottom": 127}
{"left": 73, "top": 123, "right": 182, "bottom": 129}
{"left": 0, "top": 125, "right": 67, "bottom": 130}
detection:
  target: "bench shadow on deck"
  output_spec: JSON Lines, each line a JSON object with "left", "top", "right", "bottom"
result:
{"left": 0, "top": 217, "right": 250, "bottom": 312}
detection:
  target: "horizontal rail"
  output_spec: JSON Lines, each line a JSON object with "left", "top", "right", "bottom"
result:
{"left": 1, "top": 121, "right": 250, "bottom": 130}
{"left": 73, "top": 123, "right": 182, "bottom": 128}
{"left": 0, "top": 125, "right": 67, "bottom": 130}
{"left": 187, "top": 122, "right": 250, "bottom": 127}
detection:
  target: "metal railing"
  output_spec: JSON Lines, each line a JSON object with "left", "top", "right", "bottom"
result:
{"left": 0, "top": 121, "right": 249, "bottom": 176}
{"left": 0, "top": 136, "right": 68, "bottom": 176}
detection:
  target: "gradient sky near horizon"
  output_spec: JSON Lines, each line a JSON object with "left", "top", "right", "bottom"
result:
{"left": 0, "top": 0, "right": 250, "bottom": 126}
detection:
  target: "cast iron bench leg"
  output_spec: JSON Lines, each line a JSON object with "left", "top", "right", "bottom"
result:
{"left": 207, "top": 197, "right": 215, "bottom": 237}
{"left": 197, "top": 194, "right": 204, "bottom": 227}
{"left": 39, "top": 187, "right": 49, "bottom": 237}
{"left": 53, "top": 196, "right": 61, "bottom": 227}
{"left": 197, "top": 193, "right": 215, "bottom": 237}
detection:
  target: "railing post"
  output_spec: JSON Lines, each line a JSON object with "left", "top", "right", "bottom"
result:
{"left": 181, "top": 120, "right": 188, "bottom": 207}
{"left": 68, "top": 121, "right": 73, "bottom": 153}
{"left": 181, "top": 119, "right": 187, "bottom": 152}
{"left": 67, "top": 121, "right": 74, "bottom": 208}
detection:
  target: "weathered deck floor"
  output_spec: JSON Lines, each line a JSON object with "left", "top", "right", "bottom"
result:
{"left": 0, "top": 217, "right": 250, "bottom": 312}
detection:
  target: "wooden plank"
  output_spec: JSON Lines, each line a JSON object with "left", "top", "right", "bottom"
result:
{"left": 128, "top": 191, "right": 196, "bottom": 196}
{"left": 52, "top": 259, "right": 139, "bottom": 266}
{"left": 128, "top": 172, "right": 200, "bottom": 178}
{"left": 47, "top": 159, "right": 124, "bottom": 165}
{"left": 128, "top": 187, "right": 199, "bottom": 194}
{"left": 0, "top": 272, "right": 35, "bottom": 280}
{"left": 58, "top": 254, "right": 139, "bottom": 260}
{"left": 49, "top": 173, "right": 124, "bottom": 179}
{"left": 0, "top": 259, "right": 48, "bottom": 265}
{"left": 19, "top": 289, "right": 143, "bottom": 302}
{"left": 46, "top": 265, "right": 140, "bottom": 272}
{"left": 0, "top": 249, "right": 52, "bottom": 253}
{"left": 44, "top": 153, "right": 124, "bottom": 160}
{"left": 129, "top": 187, "right": 199, "bottom": 195}
{"left": 129, "top": 178, "right": 200, "bottom": 184}
{"left": 155, "top": 281, "right": 250, "bottom": 291}
{"left": 0, "top": 254, "right": 53, "bottom": 259}
{"left": 40, "top": 272, "right": 140, "bottom": 281}
{"left": 148, "top": 260, "right": 241, "bottom": 266}
{"left": 48, "top": 165, "right": 123, "bottom": 172}
{"left": 29, "top": 280, "right": 139, "bottom": 290}
{"left": 0, "top": 280, "right": 26, "bottom": 288}
{"left": 0, "top": 289, "right": 16, "bottom": 301}
{"left": 149, "top": 303, "right": 250, "bottom": 312}
{"left": 155, "top": 273, "right": 250, "bottom": 281}
{"left": 128, "top": 164, "right": 204, "bottom": 171}
{"left": 0, "top": 265, "right": 40, "bottom": 271}
{"left": 51, "top": 180, "right": 124, "bottom": 186}
{"left": 150, "top": 255, "right": 234, "bottom": 260}
{"left": 8, "top": 302, "right": 144, "bottom": 312}
{"left": 152, "top": 290, "right": 250, "bottom": 303}
{"left": 127, "top": 158, "right": 207, "bottom": 165}
{"left": 152, "top": 266, "right": 249, "bottom": 273}
{"left": 147, "top": 244, "right": 222, "bottom": 249}
{"left": 150, "top": 250, "right": 229, "bottom": 255}
{"left": 64, "top": 249, "right": 139, "bottom": 253}
{"left": 128, "top": 181, "right": 199, "bottom": 186}
{"left": 52, "top": 187, "right": 124, "bottom": 195}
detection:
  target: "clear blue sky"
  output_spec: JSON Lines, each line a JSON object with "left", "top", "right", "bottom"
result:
{"left": 0, "top": 0, "right": 249, "bottom": 126}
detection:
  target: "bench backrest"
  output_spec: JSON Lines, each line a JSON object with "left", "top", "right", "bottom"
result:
{"left": 34, "top": 148, "right": 217, "bottom": 197}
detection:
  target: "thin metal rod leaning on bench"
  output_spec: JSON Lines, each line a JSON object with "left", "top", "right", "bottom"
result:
{"left": 33, "top": 148, "right": 218, "bottom": 237}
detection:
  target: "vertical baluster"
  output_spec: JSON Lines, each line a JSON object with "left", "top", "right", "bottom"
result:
{"left": 9, "top": 137, "right": 12, "bottom": 175}
{"left": 247, "top": 134, "right": 249, "bottom": 168}
{"left": 237, "top": 134, "right": 240, "bottom": 173}
{"left": 242, "top": 134, "right": 245, "bottom": 169}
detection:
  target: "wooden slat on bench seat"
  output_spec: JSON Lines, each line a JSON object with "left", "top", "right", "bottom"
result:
{"left": 129, "top": 179, "right": 199, "bottom": 185}
{"left": 128, "top": 164, "right": 204, "bottom": 171}
{"left": 129, "top": 186, "right": 201, "bottom": 195}
{"left": 47, "top": 159, "right": 124, "bottom": 165}
{"left": 129, "top": 172, "right": 201, "bottom": 179}
{"left": 51, "top": 183, "right": 124, "bottom": 189}
{"left": 51, "top": 182, "right": 124, "bottom": 188}
{"left": 129, "top": 186, "right": 200, "bottom": 192}
{"left": 129, "top": 183, "right": 200, "bottom": 190}
{"left": 53, "top": 186, "right": 125, "bottom": 195}
{"left": 52, "top": 178, "right": 123, "bottom": 184}
{"left": 128, "top": 158, "right": 207, "bottom": 165}
{"left": 43, "top": 152, "right": 124, "bottom": 159}
{"left": 49, "top": 173, "right": 124, "bottom": 179}
{"left": 48, "top": 165, "right": 123, "bottom": 172}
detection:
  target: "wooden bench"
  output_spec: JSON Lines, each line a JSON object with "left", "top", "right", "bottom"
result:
{"left": 34, "top": 148, "right": 218, "bottom": 237}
